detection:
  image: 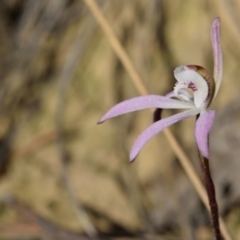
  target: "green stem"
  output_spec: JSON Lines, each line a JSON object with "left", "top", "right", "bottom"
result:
{"left": 198, "top": 152, "right": 222, "bottom": 240}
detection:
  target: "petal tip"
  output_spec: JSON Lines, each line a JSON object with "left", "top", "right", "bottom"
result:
{"left": 211, "top": 17, "right": 220, "bottom": 31}
{"left": 200, "top": 149, "right": 209, "bottom": 159}
{"left": 204, "top": 153, "right": 209, "bottom": 159}
{"left": 129, "top": 151, "right": 138, "bottom": 163}
{"left": 213, "top": 17, "right": 220, "bottom": 25}
{"left": 129, "top": 157, "right": 136, "bottom": 163}
{"left": 97, "top": 119, "right": 104, "bottom": 124}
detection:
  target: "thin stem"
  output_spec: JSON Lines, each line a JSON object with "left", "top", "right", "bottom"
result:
{"left": 198, "top": 152, "right": 222, "bottom": 240}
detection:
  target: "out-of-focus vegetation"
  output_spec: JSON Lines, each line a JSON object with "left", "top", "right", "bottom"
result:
{"left": 0, "top": 0, "right": 240, "bottom": 239}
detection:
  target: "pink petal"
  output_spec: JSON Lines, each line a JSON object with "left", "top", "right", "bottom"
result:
{"left": 211, "top": 17, "right": 222, "bottom": 98}
{"left": 153, "top": 90, "right": 193, "bottom": 122}
{"left": 98, "top": 95, "right": 194, "bottom": 123}
{"left": 130, "top": 108, "right": 201, "bottom": 162}
{"left": 195, "top": 110, "right": 215, "bottom": 159}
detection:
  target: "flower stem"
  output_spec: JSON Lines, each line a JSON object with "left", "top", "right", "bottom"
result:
{"left": 198, "top": 152, "right": 222, "bottom": 240}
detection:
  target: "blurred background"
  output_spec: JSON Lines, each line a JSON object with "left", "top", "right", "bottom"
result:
{"left": 0, "top": 0, "right": 240, "bottom": 239}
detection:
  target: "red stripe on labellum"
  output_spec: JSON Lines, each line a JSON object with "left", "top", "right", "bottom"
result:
{"left": 188, "top": 82, "right": 197, "bottom": 92}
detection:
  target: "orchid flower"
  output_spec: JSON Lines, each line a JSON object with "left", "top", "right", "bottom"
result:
{"left": 98, "top": 18, "right": 222, "bottom": 163}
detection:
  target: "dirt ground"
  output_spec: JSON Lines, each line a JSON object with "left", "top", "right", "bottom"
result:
{"left": 0, "top": 1, "right": 240, "bottom": 239}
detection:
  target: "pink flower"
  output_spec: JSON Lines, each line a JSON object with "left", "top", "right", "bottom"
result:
{"left": 98, "top": 18, "right": 222, "bottom": 162}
